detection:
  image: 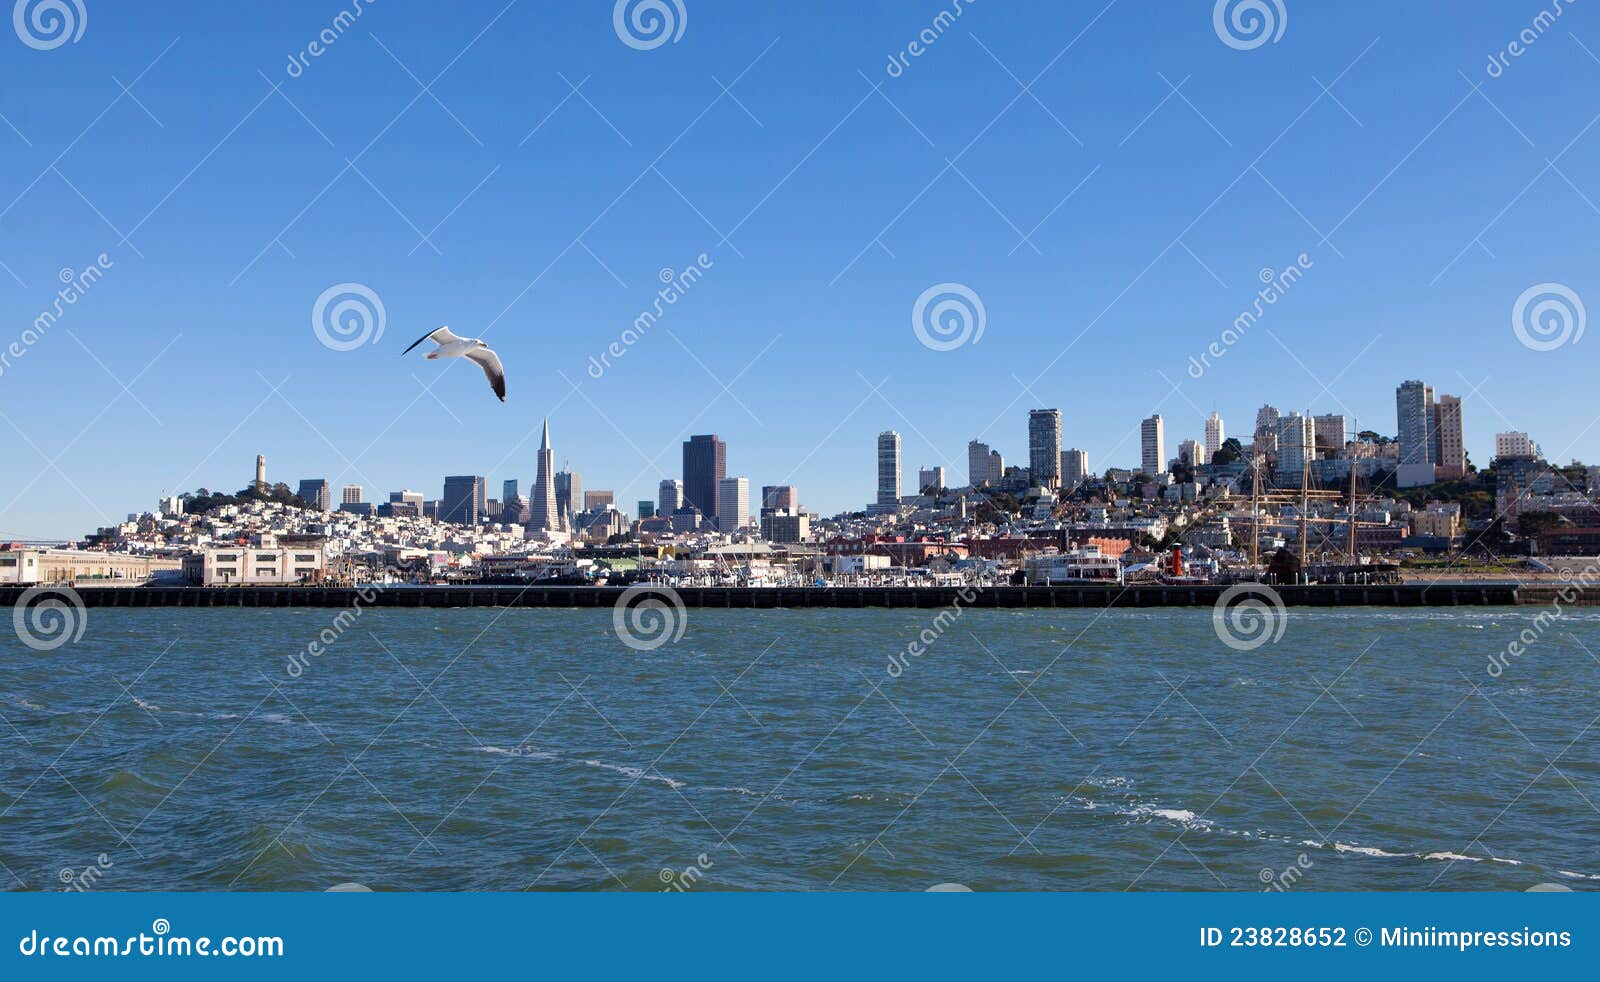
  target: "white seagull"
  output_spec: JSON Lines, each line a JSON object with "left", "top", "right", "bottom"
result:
{"left": 401, "top": 326, "right": 505, "bottom": 402}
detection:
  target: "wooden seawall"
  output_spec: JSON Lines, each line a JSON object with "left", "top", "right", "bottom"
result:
{"left": 2, "top": 582, "right": 1576, "bottom": 610}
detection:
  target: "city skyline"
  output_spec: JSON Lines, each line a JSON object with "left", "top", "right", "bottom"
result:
{"left": 4, "top": 2, "right": 1598, "bottom": 538}
{"left": 186, "top": 372, "right": 1540, "bottom": 535}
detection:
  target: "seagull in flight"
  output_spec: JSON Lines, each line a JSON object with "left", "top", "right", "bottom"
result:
{"left": 401, "top": 326, "right": 505, "bottom": 402}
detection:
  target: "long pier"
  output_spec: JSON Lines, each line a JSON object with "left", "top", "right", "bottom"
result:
{"left": 2, "top": 582, "right": 1585, "bottom": 609}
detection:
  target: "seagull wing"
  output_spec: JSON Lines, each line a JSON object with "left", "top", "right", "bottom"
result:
{"left": 465, "top": 346, "right": 506, "bottom": 401}
{"left": 400, "top": 325, "right": 462, "bottom": 355}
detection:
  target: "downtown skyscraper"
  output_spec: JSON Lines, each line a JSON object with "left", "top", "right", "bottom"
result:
{"left": 683, "top": 434, "right": 727, "bottom": 522}
{"left": 658, "top": 478, "right": 683, "bottom": 516}
{"left": 529, "top": 419, "right": 560, "bottom": 531}
{"left": 717, "top": 476, "right": 750, "bottom": 532}
{"left": 441, "top": 475, "right": 485, "bottom": 525}
{"left": 297, "top": 478, "right": 331, "bottom": 511}
{"left": 554, "top": 469, "right": 581, "bottom": 530}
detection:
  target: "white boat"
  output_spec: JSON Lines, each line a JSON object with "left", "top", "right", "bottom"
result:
{"left": 1023, "top": 545, "right": 1123, "bottom": 585}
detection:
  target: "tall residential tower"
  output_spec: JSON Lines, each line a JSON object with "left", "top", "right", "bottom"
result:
{"left": 1028, "top": 409, "right": 1062, "bottom": 488}
{"left": 1204, "top": 412, "right": 1224, "bottom": 463}
{"left": 1140, "top": 414, "right": 1165, "bottom": 476}
{"left": 876, "top": 431, "right": 901, "bottom": 507}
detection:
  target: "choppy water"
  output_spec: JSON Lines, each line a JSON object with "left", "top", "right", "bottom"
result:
{"left": 2, "top": 606, "right": 1598, "bottom": 891}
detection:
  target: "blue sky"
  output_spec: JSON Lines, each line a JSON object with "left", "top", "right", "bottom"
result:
{"left": 2, "top": 0, "right": 1598, "bottom": 537}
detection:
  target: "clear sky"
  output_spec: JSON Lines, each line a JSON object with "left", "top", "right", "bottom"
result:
{"left": 2, "top": 0, "right": 1597, "bottom": 538}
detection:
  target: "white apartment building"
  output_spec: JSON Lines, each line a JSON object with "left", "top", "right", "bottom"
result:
{"left": 1140, "top": 415, "right": 1165, "bottom": 476}
{"left": 1204, "top": 412, "right": 1224, "bottom": 462}
{"left": 1061, "top": 449, "right": 1088, "bottom": 488}
{"left": 1496, "top": 431, "right": 1537, "bottom": 460}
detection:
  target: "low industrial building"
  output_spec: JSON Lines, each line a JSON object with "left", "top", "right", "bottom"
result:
{"left": 181, "top": 540, "right": 326, "bottom": 586}
{"left": 0, "top": 547, "right": 180, "bottom": 585}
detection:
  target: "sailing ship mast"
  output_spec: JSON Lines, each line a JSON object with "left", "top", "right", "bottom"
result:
{"left": 1250, "top": 449, "right": 1261, "bottom": 568}
{"left": 1299, "top": 416, "right": 1309, "bottom": 579}
{"left": 1347, "top": 453, "right": 1358, "bottom": 565}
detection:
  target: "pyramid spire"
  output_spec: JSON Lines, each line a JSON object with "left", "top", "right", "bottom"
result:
{"left": 530, "top": 418, "right": 560, "bottom": 532}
